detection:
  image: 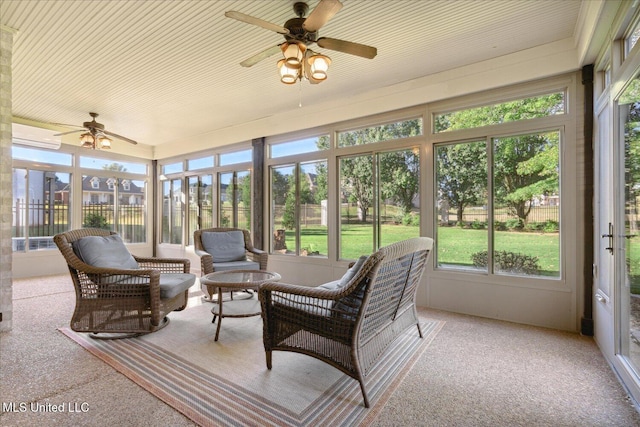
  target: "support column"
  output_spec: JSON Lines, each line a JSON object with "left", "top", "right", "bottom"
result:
{"left": 0, "top": 26, "right": 16, "bottom": 332}
{"left": 581, "top": 64, "right": 594, "bottom": 336}
{"left": 252, "top": 137, "right": 265, "bottom": 250}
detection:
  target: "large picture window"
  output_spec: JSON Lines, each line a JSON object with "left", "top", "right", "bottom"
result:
{"left": 435, "top": 130, "right": 560, "bottom": 278}
{"left": 339, "top": 148, "right": 420, "bottom": 259}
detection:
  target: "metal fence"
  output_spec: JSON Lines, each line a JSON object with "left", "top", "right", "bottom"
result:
{"left": 12, "top": 200, "right": 146, "bottom": 250}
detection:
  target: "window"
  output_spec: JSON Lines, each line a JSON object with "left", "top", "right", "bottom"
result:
{"left": 82, "top": 175, "right": 147, "bottom": 243}
{"left": 187, "top": 174, "right": 213, "bottom": 245}
{"left": 339, "top": 148, "right": 420, "bottom": 259}
{"left": 80, "top": 156, "right": 147, "bottom": 174}
{"left": 271, "top": 135, "right": 329, "bottom": 158}
{"left": 162, "top": 179, "right": 183, "bottom": 244}
{"left": 220, "top": 149, "right": 252, "bottom": 166}
{"left": 12, "top": 146, "right": 72, "bottom": 166}
{"left": 188, "top": 156, "right": 214, "bottom": 171}
{"left": 338, "top": 118, "right": 422, "bottom": 148}
{"left": 270, "top": 161, "right": 328, "bottom": 257}
{"left": 12, "top": 169, "right": 72, "bottom": 251}
{"left": 435, "top": 131, "right": 560, "bottom": 278}
{"left": 434, "top": 92, "right": 565, "bottom": 133}
{"left": 219, "top": 170, "right": 251, "bottom": 229}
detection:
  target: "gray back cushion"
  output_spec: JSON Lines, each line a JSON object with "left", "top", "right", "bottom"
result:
{"left": 72, "top": 234, "right": 139, "bottom": 269}
{"left": 201, "top": 231, "right": 246, "bottom": 263}
{"left": 339, "top": 255, "right": 368, "bottom": 287}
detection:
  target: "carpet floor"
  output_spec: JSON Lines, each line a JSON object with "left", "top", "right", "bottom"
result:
{"left": 58, "top": 303, "right": 443, "bottom": 427}
{"left": 2, "top": 274, "right": 640, "bottom": 426}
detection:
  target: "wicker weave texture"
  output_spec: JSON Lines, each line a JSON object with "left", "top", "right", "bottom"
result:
{"left": 259, "top": 237, "right": 434, "bottom": 408}
{"left": 54, "top": 228, "right": 191, "bottom": 336}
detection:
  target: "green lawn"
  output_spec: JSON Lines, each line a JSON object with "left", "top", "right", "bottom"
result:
{"left": 286, "top": 224, "right": 560, "bottom": 276}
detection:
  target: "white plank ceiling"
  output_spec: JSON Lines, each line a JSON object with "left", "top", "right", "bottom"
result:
{"left": 1, "top": 0, "right": 584, "bottom": 150}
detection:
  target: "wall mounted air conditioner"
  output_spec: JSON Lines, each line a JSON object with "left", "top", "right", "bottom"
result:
{"left": 12, "top": 123, "right": 62, "bottom": 150}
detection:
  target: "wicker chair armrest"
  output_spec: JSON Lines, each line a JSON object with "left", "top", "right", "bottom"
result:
{"left": 194, "top": 250, "right": 213, "bottom": 274}
{"left": 133, "top": 256, "right": 191, "bottom": 273}
{"left": 259, "top": 282, "right": 342, "bottom": 300}
{"left": 247, "top": 248, "right": 268, "bottom": 270}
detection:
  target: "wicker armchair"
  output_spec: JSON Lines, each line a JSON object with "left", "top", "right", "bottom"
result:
{"left": 54, "top": 228, "right": 195, "bottom": 338}
{"left": 259, "top": 237, "right": 433, "bottom": 408}
{"left": 194, "top": 227, "right": 268, "bottom": 274}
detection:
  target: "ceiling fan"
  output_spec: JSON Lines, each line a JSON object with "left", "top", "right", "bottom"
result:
{"left": 225, "top": 0, "right": 377, "bottom": 82}
{"left": 54, "top": 112, "right": 137, "bottom": 149}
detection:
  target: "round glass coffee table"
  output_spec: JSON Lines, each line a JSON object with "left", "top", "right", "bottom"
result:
{"left": 200, "top": 270, "right": 281, "bottom": 341}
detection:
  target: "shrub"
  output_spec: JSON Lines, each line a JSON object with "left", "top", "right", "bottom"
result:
{"left": 543, "top": 220, "right": 559, "bottom": 233}
{"left": 505, "top": 218, "right": 524, "bottom": 230}
{"left": 471, "top": 250, "right": 540, "bottom": 275}
{"left": 471, "top": 219, "right": 487, "bottom": 229}
{"left": 83, "top": 213, "right": 109, "bottom": 229}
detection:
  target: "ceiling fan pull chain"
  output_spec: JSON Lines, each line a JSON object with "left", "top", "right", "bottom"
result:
{"left": 299, "top": 80, "right": 303, "bottom": 107}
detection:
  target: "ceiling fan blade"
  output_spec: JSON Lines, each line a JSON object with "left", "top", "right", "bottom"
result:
{"left": 303, "top": 0, "right": 343, "bottom": 32}
{"left": 316, "top": 37, "right": 377, "bottom": 59}
{"left": 225, "top": 11, "right": 290, "bottom": 35}
{"left": 240, "top": 44, "right": 282, "bottom": 67}
{"left": 102, "top": 130, "right": 138, "bottom": 145}
{"left": 53, "top": 129, "right": 86, "bottom": 136}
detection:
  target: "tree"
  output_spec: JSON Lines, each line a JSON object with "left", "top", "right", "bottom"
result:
{"left": 341, "top": 155, "right": 373, "bottom": 222}
{"left": 436, "top": 142, "right": 487, "bottom": 223}
{"left": 437, "top": 93, "right": 562, "bottom": 224}
{"left": 282, "top": 174, "right": 297, "bottom": 230}
{"left": 493, "top": 132, "right": 559, "bottom": 223}
{"left": 102, "top": 162, "right": 127, "bottom": 172}
{"left": 380, "top": 149, "right": 420, "bottom": 215}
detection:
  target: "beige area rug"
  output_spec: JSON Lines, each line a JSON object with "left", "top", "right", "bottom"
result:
{"left": 59, "top": 300, "right": 444, "bottom": 427}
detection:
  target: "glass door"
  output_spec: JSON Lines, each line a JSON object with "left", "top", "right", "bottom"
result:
{"left": 620, "top": 76, "right": 640, "bottom": 378}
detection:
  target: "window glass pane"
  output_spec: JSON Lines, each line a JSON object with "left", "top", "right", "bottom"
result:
{"left": 162, "top": 161, "right": 183, "bottom": 175}
{"left": 493, "top": 131, "right": 560, "bottom": 277}
{"left": 434, "top": 92, "right": 565, "bottom": 133}
{"left": 339, "top": 154, "right": 374, "bottom": 259}
{"left": 220, "top": 149, "right": 252, "bottom": 166}
{"left": 626, "top": 22, "right": 640, "bottom": 55}
{"left": 81, "top": 175, "right": 115, "bottom": 232}
{"left": 338, "top": 118, "right": 422, "bottom": 148}
{"left": 12, "top": 169, "right": 71, "bottom": 251}
{"left": 12, "top": 146, "right": 72, "bottom": 166}
{"left": 80, "top": 156, "right": 147, "bottom": 174}
{"left": 162, "top": 181, "right": 171, "bottom": 243}
{"left": 299, "top": 161, "right": 328, "bottom": 257}
{"left": 379, "top": 149, "right": 421, "bottom": 247}
{"left": 219, "top": 172, "right": 233, "bottom": 227}
{"left": 271, "top": 165, "right": 296, "bottom": 254}
{"left": 117, "top": 179, "right": 146, "bottom": 243}
{"left": 12, "top": 168, "right": 27, "bottom": 251}
{"left": 160, "top": 178, "right": 183, "bottom": 244}
{"left": 237, "top": 171, "right": 251, "bottom": 230}
{"left": 435, "top": 141, "right": 488, "bottom": 270}
{"left": 200, "top": 175, "right": 214, "bottom": 230}
{"left": 271, "top": 135, "right": 330, "bottom": 158}
{"left": 188, "top": 156, "right": 214, "bottom": 170}
{"left": 170, "top": 179, "right": 183, "bottom": 244}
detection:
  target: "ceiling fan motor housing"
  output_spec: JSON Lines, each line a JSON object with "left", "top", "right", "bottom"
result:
{"left": 284, "top": 17, "right": 317, "bottom": 44}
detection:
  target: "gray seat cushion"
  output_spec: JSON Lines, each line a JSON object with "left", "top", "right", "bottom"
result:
{"left": 72, "top": 234, "right": 139, "bottom": 269}
{"left": 212, "top": 260, "right": 260, "bottom": 272}
{"left": 201, "top": 231, "right": 247, "bottom": 263}
{"left": 159, "top": 273, "right": 196, "bottom": 299}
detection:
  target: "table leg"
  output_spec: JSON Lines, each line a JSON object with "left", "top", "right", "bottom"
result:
{"left": 214, "top": 286, "right": 223, "bottom": 341}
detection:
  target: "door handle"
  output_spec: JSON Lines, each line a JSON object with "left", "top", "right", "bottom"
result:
{"left": 602, "top": 222, "right": 614, "bottom": 254}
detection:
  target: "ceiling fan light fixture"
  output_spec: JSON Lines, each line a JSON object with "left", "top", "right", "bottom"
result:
{"left": 308, "top": 53, "right": 331, "bottom": 80}
{"left": 98, "top": 135, "right": 112, "bottom": 149}
{"left": 278, "top": 59, "right": 300, "bottom": 84}
{"left": 281, "top": 42, "right": 305, "bottom": 68}
{"left": 79, "top": 132, "right": 94, "bottom": 148}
